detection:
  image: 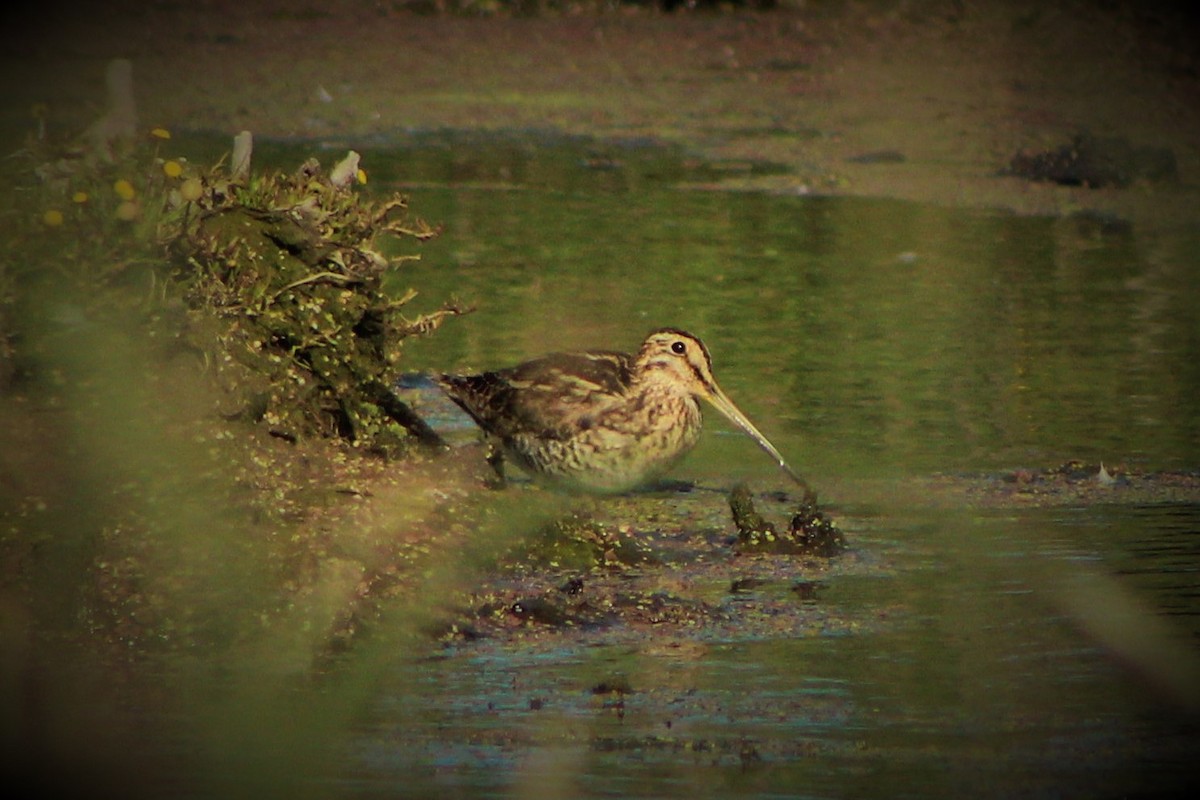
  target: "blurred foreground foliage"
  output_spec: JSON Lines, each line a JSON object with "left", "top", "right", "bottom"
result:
{"left": 0, "top": 126, "right": 469, "bottom": 658}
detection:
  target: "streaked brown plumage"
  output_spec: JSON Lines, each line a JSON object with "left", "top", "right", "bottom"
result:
{"left": 437, "top": 328, "right": 806, "bottom": 493}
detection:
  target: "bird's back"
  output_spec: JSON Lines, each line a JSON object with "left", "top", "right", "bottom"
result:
{"left": 437, "top": 349, "right": 634, "bottom": 440}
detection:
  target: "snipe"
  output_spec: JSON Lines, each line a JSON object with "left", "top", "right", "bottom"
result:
{"left": 437, "top": 328, "right": 810, "bottom": 494}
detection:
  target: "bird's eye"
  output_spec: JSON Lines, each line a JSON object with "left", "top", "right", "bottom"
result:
{"left": 671, "top": 341, "right": 687, "bottom": 355}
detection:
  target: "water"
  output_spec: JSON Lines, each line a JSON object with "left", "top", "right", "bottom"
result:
{"left": 14, "top": 132, "right": 1199, "bottom": 798}
{"left": 341, "top": 504, "right": 1200, "bottom": 799}
{"left": 377, "top": 142, "right": 1199, "bottom": 479}
{"left": 320, "top": 133, "right": 1200, "bottom": 798}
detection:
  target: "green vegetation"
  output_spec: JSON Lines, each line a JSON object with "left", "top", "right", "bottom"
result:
{"left": 4, "top": 128, "right": 466, "bottom": 453}
{"left": 728, "top": 483, "right": 845, "bottom": 556}
{"left": 0, "top": 125, "right": 472, "bottom": 658}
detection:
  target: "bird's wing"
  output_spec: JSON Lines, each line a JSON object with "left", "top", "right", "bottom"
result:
{"left": 443, "top": 351, "right": 633, "bottom": 440}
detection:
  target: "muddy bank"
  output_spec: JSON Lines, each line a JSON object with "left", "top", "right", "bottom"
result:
{"left": 4, "top": 1, "right": 1198, "bottom": 227}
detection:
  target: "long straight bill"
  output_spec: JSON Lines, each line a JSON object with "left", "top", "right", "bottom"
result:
{"left": 705, "top": 385, "right": 816, "bottom": 499}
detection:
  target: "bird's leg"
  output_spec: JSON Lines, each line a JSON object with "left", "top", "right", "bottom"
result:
{"left": 484, "top": 439, "right": 508, "bottom": 490}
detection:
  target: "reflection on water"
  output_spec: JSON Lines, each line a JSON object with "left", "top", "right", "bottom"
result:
{"left": 11, "top": 132, "right": 1199, "bottom": 798}
{"left": 1043, "top": 503, "right": 1200, "bottom": 632}
{"left": 345, "top": 504, "right": 1200, "bottom": 799}
{"left": 384, "top": 163, "right": 1199, "bottom": 481}
{"left": 346, "top": 136, "right": 1200, "bottom": 798}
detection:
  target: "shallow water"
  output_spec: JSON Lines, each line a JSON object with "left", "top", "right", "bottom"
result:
{"left": 321, "top": 133, "right": 1200, "bottom": 798}
{"left": 24, "top": 132, "right": 1196, "bottom": 799}
{"left": 375, "top": 132, "right": 1200, "bottom": 480}
{"left": 342, "top": 503, "right": 1200, "bottom": 799}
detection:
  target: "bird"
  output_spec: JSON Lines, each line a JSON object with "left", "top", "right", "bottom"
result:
{"left": 436, "top": 328, "right": 810, "bottom": 494}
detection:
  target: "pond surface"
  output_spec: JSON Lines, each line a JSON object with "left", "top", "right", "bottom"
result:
{"left": 368, "top": 131, "right": 1200, "bottom": 480}
{"left": 333, "top": 503, "right": 1200, "bottom": 799}
{"left": 298, "top": 131, "right": 1200, "bottom": 798}
{"left": 96, "top": 131, "right": 1195, "bottom": 799}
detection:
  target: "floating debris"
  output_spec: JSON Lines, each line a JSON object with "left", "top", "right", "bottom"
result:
{"left": 846, "top": 149, "right": 906, "bottom": 164}
{"left": 728, "top": 483, "right": 846, "bottom": 557}
{"left": 1004, "top": 132, "right": 1177, "bottom": 188}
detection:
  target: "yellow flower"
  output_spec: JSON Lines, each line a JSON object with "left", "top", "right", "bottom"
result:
{"left": 162, "top": 160, "right": 183, "bottom": 178}
{"left": 72, "top": 191, "right": 89, "bottom": 204}
{"left": 150, "top": 127, "right": 171, "bottom": 140}
{"left": 356, "top": 168, "right": 368, "bottom": 185}
{"left": 113, "top": 179, "right": 136, "bottom": 200}
{"left": 42, "top": 209, "right": 64, "bottom": 227}
{"left": 179, "top": 177, "right": 204, "bottom": 202}
{"left": 115, "top": 201, "right": 140, "bottom": 221}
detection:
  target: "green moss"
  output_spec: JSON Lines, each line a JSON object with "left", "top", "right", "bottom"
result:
{"left": 729, "top": 483, "right": 846, "bottom": 556}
